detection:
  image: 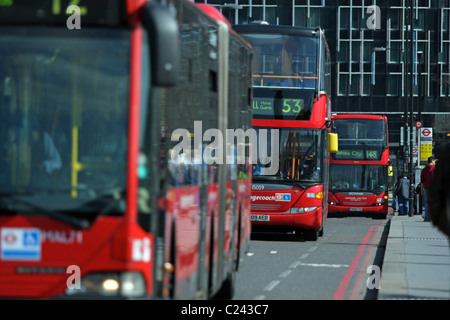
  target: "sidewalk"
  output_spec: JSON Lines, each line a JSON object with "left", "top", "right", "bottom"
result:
{"left": 378, "top": 214, "right": 450, "bottom": 300}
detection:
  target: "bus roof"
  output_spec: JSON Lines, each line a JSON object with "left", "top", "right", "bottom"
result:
{"left": 332, "top": 114, "right": 387, "bottom": 120}
{"left": 233, "top": 24, "right": 321, "bottom": 38}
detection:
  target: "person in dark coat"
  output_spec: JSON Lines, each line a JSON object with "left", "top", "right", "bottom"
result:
{"left": 395, "top": 174, "right": 410, "bottom": 216}
{"left": 421, "top": 156, "right": 437, "bottom": 222}
{"left": 428, "top": 145, "right": 450, "bottom": 238}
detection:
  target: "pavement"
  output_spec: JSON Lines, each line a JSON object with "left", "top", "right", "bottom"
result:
{"left": 378, "top": 214, "right": 450, "bottom": 300}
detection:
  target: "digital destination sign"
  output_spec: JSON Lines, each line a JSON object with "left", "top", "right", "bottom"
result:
{"left": 252, "top": 88, "right": 314, "bottom": 120}
{"left": 332, "top": 148, "right": 381, "bottom": 161}
{"left": 253, "top": 98, "right": 304, "bottom": 117}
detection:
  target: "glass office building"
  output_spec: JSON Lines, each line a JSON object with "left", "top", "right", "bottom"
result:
{"left": 194, "top": 0, "right": 450, "bottom": 178}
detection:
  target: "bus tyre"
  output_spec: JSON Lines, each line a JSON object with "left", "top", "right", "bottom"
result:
{"left": 318, "top": 226, "right": 324, "bottom": 237}
{"left": 304, "top": 229, "right": 319, "bottom": 241}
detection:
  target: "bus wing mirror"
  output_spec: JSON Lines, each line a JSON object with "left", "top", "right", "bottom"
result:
{"left": 142, "top": 3, "right": 180, "bottom": 86}
{"left": 328, "top": 133, "right": 338, "bottom": 153}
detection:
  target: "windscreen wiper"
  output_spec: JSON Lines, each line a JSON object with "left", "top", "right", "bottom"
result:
{"left": 280, "top": 177, "right": 308, "bottom": 190}
{"left": 74, "top": 190, "right": 126, "bottom": 217}
{"left": 0, "top": 197, "right": 90, "bottom": 230}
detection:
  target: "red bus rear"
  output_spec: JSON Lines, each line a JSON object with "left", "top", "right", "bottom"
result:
{"left": 0, "top": 0, "right": 253, "bottom": 299}
{"left": 234, "top": 24, "right": 338, "bottom": 241}
{"left": 329, "top": 114, "right": 390, "bottom": 218}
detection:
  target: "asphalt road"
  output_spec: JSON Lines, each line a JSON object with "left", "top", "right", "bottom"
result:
{"left": 234, "top": 215, "right": 390, "bottom": 300}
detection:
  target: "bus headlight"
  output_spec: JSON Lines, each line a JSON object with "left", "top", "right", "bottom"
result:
{"left": 120, "top": 272, "right": 146, "bottom": 297}
{"left": 290, "top": 207, "right": 318, "bottom": 214}
{"left": 65, "top": 272, "right": 146, "bottom": 298}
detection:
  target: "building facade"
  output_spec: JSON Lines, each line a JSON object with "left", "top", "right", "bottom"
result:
{"left": 194, "top": 0, "right": 450, "bottom": 181}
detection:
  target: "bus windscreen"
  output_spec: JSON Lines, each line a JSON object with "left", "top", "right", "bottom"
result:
{"left": 238, "top": 33, "right": 318, "bottom": 89}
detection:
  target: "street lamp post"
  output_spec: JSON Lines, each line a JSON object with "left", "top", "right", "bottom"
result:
{"left": 408, "top": 0, "right": 415, "bottom": 217}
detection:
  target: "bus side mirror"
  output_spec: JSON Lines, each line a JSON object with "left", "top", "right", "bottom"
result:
{"left": 142, "top": 2, "right": 180, "bottom": 86}
{"left": 328, "top": 133, "right": 338, "bottom": 153}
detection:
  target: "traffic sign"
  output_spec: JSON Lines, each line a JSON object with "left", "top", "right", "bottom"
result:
{"left": 420, "top": 127, "right": 433, "bottom": 139}
{"left": 421, "top": 142, "right": 433, "bottom": 161}
{"left": 1, "top": 228, "right": 41, "bottom": 261}
{"left": 415, "top": 121, "right": 422, "bottom": 129}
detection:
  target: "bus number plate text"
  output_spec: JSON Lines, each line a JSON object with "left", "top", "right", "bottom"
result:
{"left": 251, "top": 215, "right": 270, "bottom": 222}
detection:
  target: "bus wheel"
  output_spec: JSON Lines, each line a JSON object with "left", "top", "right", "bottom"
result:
{"left": 304, "top": 229, "right": 319, "bottom": 241}
{"left": 319, "top": 226, "right": 324, "bottom": 237}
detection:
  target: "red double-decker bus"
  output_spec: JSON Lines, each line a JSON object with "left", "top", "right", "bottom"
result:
{"left": 328, "top": 114, "right": 390, "bottom": 218}
{"left": 0, "top": 0, "right": 253, "bottom": 299}
{"left": 234, "top": 24, "right": 338, "bottom": 241}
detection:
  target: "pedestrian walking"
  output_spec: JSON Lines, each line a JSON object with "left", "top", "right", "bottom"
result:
{"left": 420, "top": 156, "right": 437, "bottom": 222}
{"left": 428, "top": 146, "right": 450, "bottom": 238}
{"left": 391, "top": 175, "right": 402, "bottom": 215}
{"left": 394, "top": 174, "right": 410, "bottom": 216}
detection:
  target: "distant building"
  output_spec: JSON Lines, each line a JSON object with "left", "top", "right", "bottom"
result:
{"left": 195, "top": 0, "right": 450, "bottom": 176}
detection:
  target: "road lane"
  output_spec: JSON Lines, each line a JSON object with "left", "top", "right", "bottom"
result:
{"left": 234, "top": 216, "right": 390, "bottom": 300}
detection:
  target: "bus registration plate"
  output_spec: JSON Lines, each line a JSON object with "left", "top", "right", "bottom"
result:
{"left": 349, "top": 208, "right": 363, "bottom": 212}
{"left": 251, "top": 215, "right": 270, "bottom": 222}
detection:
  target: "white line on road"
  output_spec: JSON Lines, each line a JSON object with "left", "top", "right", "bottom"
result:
{"left": 289, "top": 261, "right": 302, "bottom": 269}
{"left": 299, "top": 253, "right": 310, "bottom": 260}
{"left": 278, "top": 270, "right": 292, "bottom": 278}
{"left": 263, "top": 280, "right": 280, "bottom": 291}
{"left": 298, "top": 263, "right": 349, "bottom": 268}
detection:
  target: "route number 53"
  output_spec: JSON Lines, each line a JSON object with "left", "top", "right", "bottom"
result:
{"left": 282, "top": 99, "right": 302, "bottom": 114}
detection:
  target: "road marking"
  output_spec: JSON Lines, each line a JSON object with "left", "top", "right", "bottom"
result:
{"left": 278, "top": 270, "right": 292, "bottom": 278}
{"left": 270, "top": 250, "right": 277, "bottom": 254}
{"left": 308, "top": 246, "right": 318, "bottom": 253}
{"left": 263, "top": 280, "right": 280, "bottom": 292}
{"left": 349, "top": 220, "right": 386, "bottom": 300}
{"left": 298, "top": 263, "right": 349, "bottom": 268}
{"left": 333, "top": 219, "right": 388, "bottom": 300}
{"left": 289, "top": 261, "right": 302, "bottom": 269}
{"left": 247, "top": 252, "right": 255, "bottom": 256}
{"left": 299, "top": 253, "right": 310, "bottom": 260}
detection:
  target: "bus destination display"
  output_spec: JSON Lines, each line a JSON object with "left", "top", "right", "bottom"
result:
{"left": 253, "top": 97, "right": 304, "bottom": 117}
{"left": 252, "top": 88, "right": 314, "bottom": 120}
{"left": 333, "top": 149, "right": 381, "bottom": 161}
